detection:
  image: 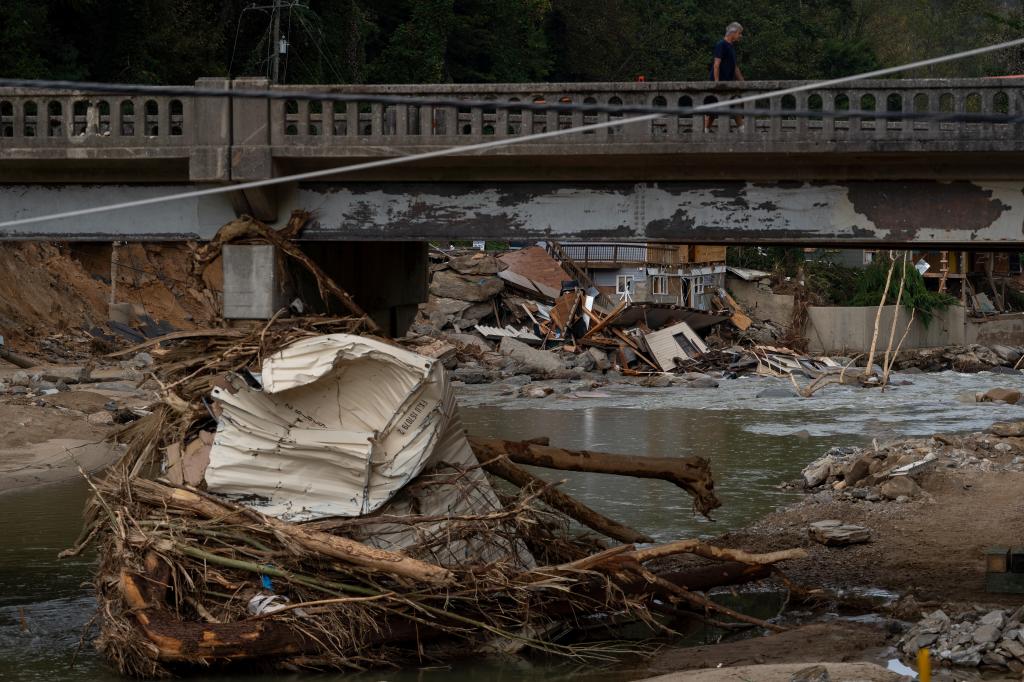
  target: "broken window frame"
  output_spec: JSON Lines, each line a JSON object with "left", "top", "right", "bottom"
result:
{"left": 651, "top": 274, "right": 669, "bottom": 296}
{"left": 616, "top": 274, "right": 634, "bottom": 295}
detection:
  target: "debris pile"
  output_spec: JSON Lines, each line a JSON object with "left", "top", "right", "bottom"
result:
{"left": 413, "top": 246, "right": 826, "bottom": 384}
{"left": 900, "top": 607, "right": 1024, "bottom": 672}
{"left": 68, "top": 225, "right": 807, "bottom": 677}
{"left": 798, "top": 420, "right": 1024, "bottom": 503}
{"left": 893, "top": 344, "right": 1024, "bottom": 373}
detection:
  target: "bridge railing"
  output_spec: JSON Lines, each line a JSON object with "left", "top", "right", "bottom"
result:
{"left": 267, "top": 79, "right": 1023, "bottom": 148}
{"left": 1, "top": 78, "right": 1020, "bottom": 168}
{"left": 0, "top": 90, "right": 193, "bottom": 147}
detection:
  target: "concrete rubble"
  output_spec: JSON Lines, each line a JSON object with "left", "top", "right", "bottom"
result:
{"left": 899, "top": 606, "right": 1024, "bottom": 673}
{"left": 807, "top": 520, "right": 872, "bottom": 546}
{"left": 796, "top": 420, "right": 1024, "bottom": 508}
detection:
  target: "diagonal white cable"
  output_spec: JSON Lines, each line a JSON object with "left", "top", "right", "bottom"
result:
{"left": 2, "top": 36, "right": 1023, "bottom": 231}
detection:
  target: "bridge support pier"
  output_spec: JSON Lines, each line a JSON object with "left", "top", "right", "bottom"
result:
{"left": 292, "top": 241, "right": 428, "bottom": 337}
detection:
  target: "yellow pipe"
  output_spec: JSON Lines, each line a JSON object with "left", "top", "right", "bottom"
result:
{"left": 917, "top": 648, "right": 931, "bottom": 682}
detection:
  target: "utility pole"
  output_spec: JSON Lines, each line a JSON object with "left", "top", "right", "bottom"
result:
{"left": 271, "top": 0, "right": 282, "bottom": 84}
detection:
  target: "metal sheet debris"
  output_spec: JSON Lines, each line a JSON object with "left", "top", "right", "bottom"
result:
{"left": 206, "top": 334, "right": 472, "bottom": 521}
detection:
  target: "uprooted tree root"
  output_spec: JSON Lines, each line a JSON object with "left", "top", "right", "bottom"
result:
{"left": 65, "top": 222, "right": 806, "bottom": 676}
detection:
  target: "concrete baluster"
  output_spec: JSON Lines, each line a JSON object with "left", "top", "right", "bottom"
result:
{"left": 371, "top": 103, "right": 383, "bottom": 138}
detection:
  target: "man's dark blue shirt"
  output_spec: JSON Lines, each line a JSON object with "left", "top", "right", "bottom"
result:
{"left": 709, "top": 39, "right": 737, "bottom": 81}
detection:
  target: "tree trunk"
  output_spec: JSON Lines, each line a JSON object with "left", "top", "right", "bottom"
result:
{"left": 468, "top": 437, "right": 720, "bottom": 516}
{"left": 481, "top": 456, "right": 655, "bottom": 544}
{"left": 864, "top": 253, "right": 897, "bottom": 379}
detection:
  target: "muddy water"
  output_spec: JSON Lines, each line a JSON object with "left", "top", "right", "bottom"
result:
{"left": 1, "top": 371, "right": 1022, "bottom": 681}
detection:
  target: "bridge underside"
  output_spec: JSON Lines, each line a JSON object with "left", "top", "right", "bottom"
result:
{"left": 2, "top": 179, "right": 1023, "bottom": 247}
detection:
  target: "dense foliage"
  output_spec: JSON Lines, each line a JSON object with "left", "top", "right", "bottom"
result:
{"left": 1, "top": 0, "right": 1019, "bottom": 84}
{"left": 849, "top": 259, "right": 958, "bottom": 325}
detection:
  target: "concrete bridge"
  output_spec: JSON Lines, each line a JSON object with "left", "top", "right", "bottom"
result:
{"left": 2, "top": 77, "right": 1024, "bottom": 245}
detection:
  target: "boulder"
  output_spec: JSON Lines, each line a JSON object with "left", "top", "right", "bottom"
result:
{"left": 498, "top": 337, "right": 564, "bottom": 375}
{"left": 587, "top": 347, "right": 611, "bottom": 371}
{"left": 641, "top": 374, "right": 672, "bottom": 388}
{"left": 572, "top": 352, "right": 597, "bottom": 372}
{"left": 429, "top": 270, "right": 504, "bottom": 302}
{"left": 10, "top": 370, "right": 30, "bottom": 387}
{"left": 989, "top": 421, "right": 1024, "bottom": 437}
{"left": 974, "top": 624, "right": 1002, "bottom": 645}
{"left": 880, "top": 476, "right": 923, "bottom": 500}
{"left": 992, "top": 345, "right": 1023, "bottom": 365}
{"left": 980, "top": 388, "right": 1022, "bottom": 404}
{"left": 521, "top": 385, "right": 554, "bottom": 399}
{"left": 808, "top": 520, "right": 871, "bottom": 546}
{"left": 1001, "top": 638, "right": 1024, "bottom": 660}
{"left": 844, "top": 456, "right": 874, "bottom": 487}
{"left": 757, "top": 387, "right": 798, "bottom": 399}
{"left": 445, "top": 332, "right": 493, "bottom": 353}
{"left": 460, "top": 302, "right": 494, "bottom": 324}
{"left": 980, "top": 610, "right": 1007, "bottom": 629}
{"left": 801, "top": 455, "right": 837, "bottom": 488}
{"left": 687, "top": 377, "right": 720, "bottom": 389}
{"left": 427, "top": 296, "right": 473, "bottom": 317}
{"left": 448, "top": 253, "right": 503, "bottom": 275}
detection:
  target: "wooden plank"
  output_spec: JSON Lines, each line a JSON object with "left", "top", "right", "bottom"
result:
{"left": 721, "top": 290, "right": 753, "bottom": 331}
{"left": 582, "top": 299, "right": 628, "bottom": 339}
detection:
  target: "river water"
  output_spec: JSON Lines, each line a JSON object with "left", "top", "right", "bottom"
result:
{"left": 2, "top": 371, "right": 1022, "bottom": 681}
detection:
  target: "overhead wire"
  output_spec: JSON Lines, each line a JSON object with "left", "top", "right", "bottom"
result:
{"left": 1, "top": 37, "right": 1023, "bottom": 232}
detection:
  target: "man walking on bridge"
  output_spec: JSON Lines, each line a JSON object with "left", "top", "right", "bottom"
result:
{"left": 704, "top": 22, "right": 746, "bottom": 134}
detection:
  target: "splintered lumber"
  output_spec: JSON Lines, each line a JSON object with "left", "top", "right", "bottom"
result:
{"left": 582, "top": 299, "right": 628, "bottom": 339}
{"left": 468, "top": 437, "right": 721, "bottom": 516}
{"left": 132, "top": 479, "right": 454, "bottom": 585}
{"left": 721, "top": 290, "right": 753, "bottom": 331}
{"left": 481, "top": 456, "right": 655, "bottom": 544}
{"left": 610, "top": 327, "right": 660, "bottom": 370}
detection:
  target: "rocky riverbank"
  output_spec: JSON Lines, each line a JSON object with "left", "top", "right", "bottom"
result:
{"left": 645, "top": 419, "right": 1024, "bottom": 680}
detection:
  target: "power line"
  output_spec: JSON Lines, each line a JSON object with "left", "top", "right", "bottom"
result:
{"left": 1, "top": 38, "right": 1023, "bottom": 232}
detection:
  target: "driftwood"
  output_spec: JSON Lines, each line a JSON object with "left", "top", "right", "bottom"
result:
{"left": 469, "top": 437, "right": 720, "bottom": 516}
{"left": 0, "top": 347, "right": 34, "bottom": 369}
{"left": 626, "top": 539, "right": 807, "bottom": 565}
{"left": 132, "top": 479, "right": 454, "bottom": 585}
{"left": 481, "top": 455, "right": 654, "bottom": 544}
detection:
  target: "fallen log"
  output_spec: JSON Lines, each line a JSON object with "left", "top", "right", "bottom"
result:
{"left": 468, "top": 437, "right": 720, "bottom": 516}
{"left": 658, "top": 561, "right": 772, "bottom": 592}
{"left": 627, "top": 539, "right": 807, "bottom": 566}
{"left": 0, "top": 347, "right": 34, "bottom": 369}
{"left": 481, "top": 456, "right": 654, "bottom": 544}
{"left": 132, "top": 479, "right": 454, "bottom": 585}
